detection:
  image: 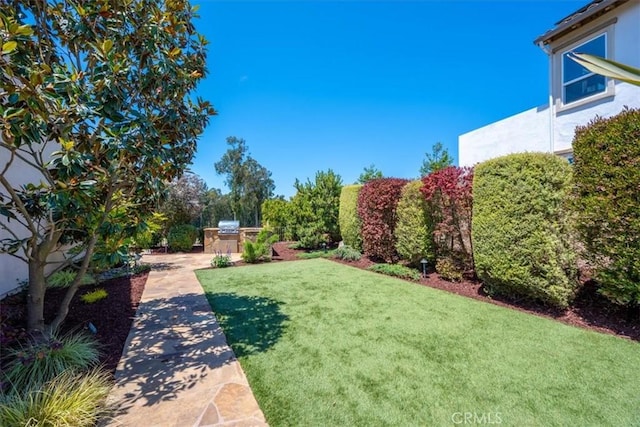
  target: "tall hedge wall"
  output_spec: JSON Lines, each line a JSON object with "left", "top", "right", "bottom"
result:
{"left": 395, "top": 180, "right": 434, "bottom": 265}
{"left": 339, "top": 185, "right": 363, "bottom": 251}
{"left": 572, "top": 108, "right": 640, "bottom": 307}
{"left": 357, "top": 178, "right": 409, "bottom": 263}
{"left": 472, "top": 152, "right": 577, "bottom": 308}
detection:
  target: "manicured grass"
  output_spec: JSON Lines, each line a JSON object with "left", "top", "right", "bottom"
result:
{"left": 197, "top": 259, "right": 640, "bottom": 426}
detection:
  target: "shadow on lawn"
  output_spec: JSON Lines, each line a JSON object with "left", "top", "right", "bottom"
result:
{"left": 204, "top": 292, "right": 289, "bottom": 357}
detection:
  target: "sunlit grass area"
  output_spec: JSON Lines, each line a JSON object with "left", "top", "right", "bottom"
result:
{"left": 197, "top": 259, "right": 640, "bottom": 426}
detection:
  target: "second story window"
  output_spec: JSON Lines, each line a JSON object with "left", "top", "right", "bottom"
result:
{"left": 562, "top": 34, "right": 607, "bottom": 104}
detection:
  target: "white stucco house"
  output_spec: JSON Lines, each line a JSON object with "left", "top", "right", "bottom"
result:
{"left": 459, "top": 0, "right": 640, "bottom": 166}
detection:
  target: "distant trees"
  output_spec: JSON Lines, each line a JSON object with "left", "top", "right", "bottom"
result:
{"left": 420, "top": 142, "right": 453, "bottom": 177}
{"left": 160, "top": 173, "right": 208, "bottom": 229}
{"left": 214, "top": 137, "right": 275, "bottom": 226}
{"left": 357, "top": 164, "right": 384, "bottom": 184}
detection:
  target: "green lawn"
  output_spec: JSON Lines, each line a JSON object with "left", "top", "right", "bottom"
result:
{"left": 196, "top": 259, "right": 640, "bottom": 426}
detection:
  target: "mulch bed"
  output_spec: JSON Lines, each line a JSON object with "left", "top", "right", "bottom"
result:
{"left": 1, "top": 271, "right": 148, "bottom": 375}
{"left": 271, "top": 242, "right": 640, "bottom": 342}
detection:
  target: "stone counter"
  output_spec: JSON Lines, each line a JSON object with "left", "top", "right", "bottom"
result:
{"left": 204, "top": 228, "right": 262, "bottom": 254}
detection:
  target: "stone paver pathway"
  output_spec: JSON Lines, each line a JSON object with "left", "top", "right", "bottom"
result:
{"left": 103, "top": 253, "right": 267, "bottom": 427}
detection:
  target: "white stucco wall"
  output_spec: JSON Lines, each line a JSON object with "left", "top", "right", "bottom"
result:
{"left": 0, "top": 142, "right": 64, "bottom": 298}
{"left": 458, "top": 105, "right": 551, "bottom": 167}
{"left": 459, "top": 0, "right": 640, "bottom": 166}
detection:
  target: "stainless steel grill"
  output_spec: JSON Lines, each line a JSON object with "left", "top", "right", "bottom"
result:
{"left": 218, "top": 220, "right": 240, "bottom": 235}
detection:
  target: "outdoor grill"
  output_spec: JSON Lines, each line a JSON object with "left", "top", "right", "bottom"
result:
{"left": 218, "top": 220, "right": 240, "bottom": 235}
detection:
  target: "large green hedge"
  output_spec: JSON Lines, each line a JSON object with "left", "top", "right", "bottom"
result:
{"left": 338, "top": 185, "right": 363, "bottom": 251}
{"left": 472, "top": 152, "right": 577, "bottom": 308}
{"left": 395, "top": 180, "right": 433, "bottom": 265}
{"left": 572, "top": 108, "right": 640, "bottom": 307}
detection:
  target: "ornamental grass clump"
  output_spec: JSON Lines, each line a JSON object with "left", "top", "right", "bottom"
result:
{"left": 333, "top": 245, "right": 362, "bottom": 261}
{"left": 3, "top": 331, "right": 100, "bottom": 393}
{"left": 0, "top": 368, "right": 113, "bottom": 427}
{"left": 81, "top": 288, "right": 108, "bottom": 304}
{"left": 367, "top": 263, "right": 421, "bottom": 281}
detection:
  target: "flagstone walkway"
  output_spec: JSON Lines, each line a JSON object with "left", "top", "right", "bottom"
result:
{"left": 103, "top": 253, "right": 267, "bottom": 427}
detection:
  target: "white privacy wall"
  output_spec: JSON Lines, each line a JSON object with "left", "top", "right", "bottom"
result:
{"left": 458, "top": 106, "right": 551, "bottom": 167}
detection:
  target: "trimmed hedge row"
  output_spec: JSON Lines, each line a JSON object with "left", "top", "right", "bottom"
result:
{"left": 572, "top": 108, "right": 640, "bottom": 306}
{"left": 338, "top": 185, "right": 363, "bottom": 251}
{"left": 395, "top": 180, "right": 434, "bottom": 266}
{"left": 358, "top": 178, "right": 409, "bottom": 263}
{"left": 472, "top": 152, "right": 577, "bottom": 308}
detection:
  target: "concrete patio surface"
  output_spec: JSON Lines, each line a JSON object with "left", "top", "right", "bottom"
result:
{"left": 102, "top": 253, "right": 267, "bottom": 427}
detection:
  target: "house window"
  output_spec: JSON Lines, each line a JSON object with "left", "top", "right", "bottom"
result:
{"left": 562, "top": 34, "right": 607, "bottom": 104}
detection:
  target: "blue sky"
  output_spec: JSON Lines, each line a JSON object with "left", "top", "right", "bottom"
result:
{"left": 189, "top": 0, "right": 585, "bottom": 198}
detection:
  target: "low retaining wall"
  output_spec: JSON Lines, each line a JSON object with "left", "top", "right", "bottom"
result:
{"left": 203, "top": 227, "right": 262, "bottom": 254}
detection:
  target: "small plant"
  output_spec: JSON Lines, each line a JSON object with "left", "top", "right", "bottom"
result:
{"left": 47, "top": 270, "right": 95, "bottom": 289}
{"left": 0, "top": 368, "right": 113, "bottom": 427}
{"left": 367, "top": 263, "right": 421, "bottom": 281}
{"left": 3, "top": 331, "right": 100, "bottom": 393}
{"left": 436, "top": 257, "right": 463, "bottom": 282}
{"left": 81, "top": 288, "right": 108, "bottom": 304}
{"left": 211, "top": 252, "right": 233, "bottom": 268}
{"left": 333, "top": 245, "right": 362, "bottom": 261}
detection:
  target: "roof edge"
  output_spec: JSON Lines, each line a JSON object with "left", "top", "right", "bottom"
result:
{"left": 533, "top": 0, "right": 629, "bottom": 46}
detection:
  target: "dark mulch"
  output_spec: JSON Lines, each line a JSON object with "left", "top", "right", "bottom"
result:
{"left": 270, "top": 242, "right": 640, "bottom": 342}
{"left": 0, "top": 271, "right": 148, "bottom": 375}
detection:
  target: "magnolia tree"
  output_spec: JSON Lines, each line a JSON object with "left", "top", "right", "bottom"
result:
{"left": 0, "top": 1, "right": 215, "bottom": 333}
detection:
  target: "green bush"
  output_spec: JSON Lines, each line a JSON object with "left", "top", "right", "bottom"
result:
{"left": 242, "top": 231, "right": 278, "bottom": 264}
{"left": 338, "top": 185, "right": 363, "bottom": 251}
{"left": 572, "top": 108, "right": 640, "bottom": 307}
{"left": 0, "top": 368, "right": 112, "bottom": 427}
{"left": 3, "top": 331, "right": 100, "bottom": 393}
{"left": 367, "top": 263, "right": 421, "bottom": 281}
{"left": 167, "top": 224, "right": 198, "bottom": 252}
{"left": 80, "top": 288, "right": 108, "bottom": 304}
{"left": 436, "top": 258, "right": 463, "bottom": 282}
{"left": 333, "top": 245, "right": 362, "bottom": 261}
{"left": 472, "top": 152, "right": 578, "bottom": 308}
{"left": 296, "top": 225, "right": 327, "bottom": 250}
{"left": 395, "top": 180, "right": 434, "bottom": 266}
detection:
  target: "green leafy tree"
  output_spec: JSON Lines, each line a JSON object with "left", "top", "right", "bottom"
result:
{"left": 289, "top": 170, "right": 343, "bottom": 247}
{"left": 214, "top": 137, "right": 274, "bottom": 226}
{"left": 159, "top": 172, "right": 208, "bottom": 229}
{"left": 357, "top": 164, "right": 383, "bottom": 184}
{"left": 261, "top": 197, "right": 292, "bottom": 240}
{"left": 420, "top": 142, "right": 454, "bottom": 177}
{"left": 0, "top": 2, "right": 215, "bottom": 333}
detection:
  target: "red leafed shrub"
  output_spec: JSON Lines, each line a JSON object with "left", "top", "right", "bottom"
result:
{"left": 357, "top": 178, "right": 409, "bottom": 263}
{"left": 420, "top": 166, "right": 474, "bottom": 273}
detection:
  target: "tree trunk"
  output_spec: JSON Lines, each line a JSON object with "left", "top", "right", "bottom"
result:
{"left": 27, "top": 257, "right": 47, "bottom": 333}
{"left": 50, "top": 235, "right": 98, "bottom": 332}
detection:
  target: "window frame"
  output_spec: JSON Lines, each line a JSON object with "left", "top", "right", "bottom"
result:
{"left": 561, "top": 33, "right": 608, "bottom": 105}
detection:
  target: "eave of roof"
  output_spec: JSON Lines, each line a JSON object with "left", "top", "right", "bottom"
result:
{"left": 533, "top": 0, "right": 629, "bottom": 46}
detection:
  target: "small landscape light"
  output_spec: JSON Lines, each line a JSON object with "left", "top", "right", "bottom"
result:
{"left": 420, "top": 258, "right": 428, "bottom": 278}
